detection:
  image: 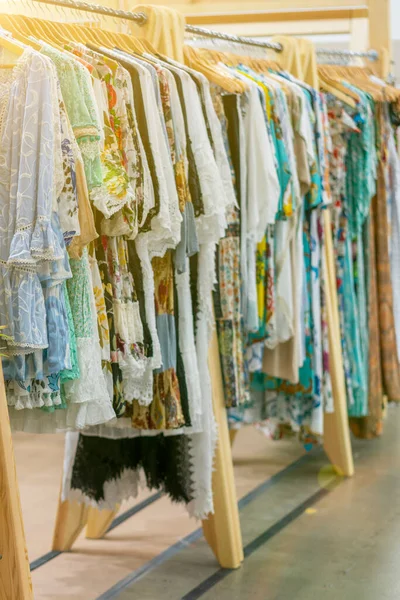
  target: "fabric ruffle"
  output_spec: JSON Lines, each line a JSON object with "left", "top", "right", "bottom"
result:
{"left": 6, "top": 378, "right": 62, "bottom": 410}
{"left": 30, "top": 217, "right": 65, "bottom": 262}
{"left": 7, "top": 229, "right": 35, "bottom": 266}
{"left": 113, "top": 301, "right": 143, "bottom": 347}
{"left": 63, "top": 337, "right": 115, "bottom": 427}
{"left": 89, "top": 184, "right": 127, "bottom": 219}
{"left": 6, "top": 267, "right": 48, "bottom": 352}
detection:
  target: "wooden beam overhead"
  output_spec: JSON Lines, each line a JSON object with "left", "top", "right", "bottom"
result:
{"left": 185, "top": 7, "right": 368, "bottom": 26}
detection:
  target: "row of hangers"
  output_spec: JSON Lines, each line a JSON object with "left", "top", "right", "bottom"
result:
{"left": 0, "top": 9, "right": 399, "bottom": 108}
{"left": 184, "top": 37, "right": 400, "bottom": 109}
{"left": 0, "top": 11, "right": 159, "bottom": 63}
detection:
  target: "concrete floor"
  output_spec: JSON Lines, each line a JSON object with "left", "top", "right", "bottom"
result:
{"left": 102, "top": 406, "right": 400, "bottom": 600}
{"left": 15, "top": 405, "right": 400, "bottom": 599}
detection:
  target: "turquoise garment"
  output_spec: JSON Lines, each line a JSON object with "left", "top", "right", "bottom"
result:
{"left": 60, "top": 281, "right": 80, "bottom": 384}
{"left": 327, "top": 91, "right": 376, "bottom": 417}
{"left": 67, "top": 249, "right": 95, "bottom": 339}
{"left": 304, "top": 90, "right": 323, "bottom": 210}
{"left": 235, "top": 65, "right": 292, "bottom": 219}
{"left": 346, "top": 90, "right": 375, "bottom": 416}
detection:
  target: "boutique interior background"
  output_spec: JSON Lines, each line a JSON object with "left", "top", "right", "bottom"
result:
{"left": 0, "top": 0, "right": 396, "bottom": 79}
{"left": 0, "top": 0, "right": 396, "bottom": 599}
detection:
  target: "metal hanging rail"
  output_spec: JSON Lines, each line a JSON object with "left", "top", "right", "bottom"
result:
{"left": 32, "top": 0, "right": 147, "bottom": 24}
{"left": 31, "top": 0, "right": 378, "bottom": 60}
{"left": 316, "top": 48, "right": 378, "bottom": 61}
{"left": 184, "top": 24, "right": 282, "bottom": 51}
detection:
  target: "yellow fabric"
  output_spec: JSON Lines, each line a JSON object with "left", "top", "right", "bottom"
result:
{"left": 271, "top": 36, "right": 303, "bottom": 79}
{"left": 68, "top": 158, "right": 98, "bottom": 259}
{"left": 130, "top": 5, "right": 185, "bottom": 61}
{"left": 297, "top": 38, "right": 319, "bottom": 89}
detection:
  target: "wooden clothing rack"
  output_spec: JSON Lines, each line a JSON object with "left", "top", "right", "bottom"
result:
{"left": 0, "top": 0, "right": 390, "bottom": 597}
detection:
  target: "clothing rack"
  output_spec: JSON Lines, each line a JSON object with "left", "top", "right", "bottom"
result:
{"left": 31, "top": 0, "right": 380, "bottom": 60}
{"left": 0, "top": 1, "right": 389, "bottom": 597}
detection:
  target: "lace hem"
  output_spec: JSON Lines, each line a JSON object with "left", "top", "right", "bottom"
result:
{"left": 6, "top": 341, "right": 47, "bottom": 353}
{"left": 6, "top": 380, "right": 62, "bottom": 410}
{"left": 113, "top": 301, "right": 144, "bottom": 346}
{"left": 186, "top": 243, "right": 219, "bottom": 519}
{"left": 89, "top": 185, "right": 130, "bottom": 220}
{"left": 100, "top": 210, "right": 133, "bottom": 238}
{"left": 135, "top": 236, "right": 162, "bottom": 370}
{"left": 66, "top": 467, "right": 142, "bottom": 510}
{"left": 8, "top": 398, "right": 116, "bottom": 434}
{"left": 63, "top": 337, "right": 114, "bottom": 409}
{"left": 175, "top": 265, "right": 203, "bottom": 429}
{"left": 120, "top": 355, "right": 153, "bottom": 405}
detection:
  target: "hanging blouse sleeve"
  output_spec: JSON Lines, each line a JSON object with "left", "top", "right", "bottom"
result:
{"left": 8, "top": 53, "right": 64, "bottom": 266}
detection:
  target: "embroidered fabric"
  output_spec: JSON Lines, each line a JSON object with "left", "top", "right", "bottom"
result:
{"left": 57, "top": 90, "right": 80, "bottom": 243}
{"left": 0, "top": 50, "right": 69, "bottom": 352}
{"left": 161, "top": 59, "right": 228, "bottom": 246}
{"left": 175, "top": 261, "right": 203, "bottom": 430}
{"left": 135, "top": 235, "right": 162, "bottom": 371}
{"left": 188, "top": 243, "right": 219, "bottom": 518}
{"left": 107, "top": 49, "right": 182, "bottom": 257}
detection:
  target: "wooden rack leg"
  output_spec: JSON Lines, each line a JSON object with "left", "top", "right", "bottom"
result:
{"left": 52, "top": 331, "right": 243, "bottom": 567}
{"left": 86, "top": 506, "right": 120, "bottom": 539}
{"left": 229, "top": 429, "right": 238, "bottom": 446}
{"left": 52, "top": 497, "right": 89, "bottom": 552}
{"left": 0, "top": 364, "right": 33, "bottom": 600}
{"left": 322, "top": 210, "right": 355, "bottom": 477}
{"left": 201, "top": 327, "right": 244, "bottom": 569}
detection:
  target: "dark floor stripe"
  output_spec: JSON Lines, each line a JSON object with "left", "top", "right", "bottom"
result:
{"left": 30, "top": 551, "right": 62, "bottom": 571}
{"left": 29, "top": 492, "right": 164, "bottom": 572}
{"left": 237, "top": 448, "right": 320, "bottom": 511}
{"left": 182, "top": 480, "right": 341, "bottom": 600}
{"left": 96, "top": 528, "right": 204, "bottom": 600}
{"left": 95, "top": 449, "right": 320, "bottom": 599}
{"left": 107, "top": 492, "right": 163, "bottom": 533}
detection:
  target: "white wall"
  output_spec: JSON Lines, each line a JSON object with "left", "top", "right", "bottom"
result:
{"left": 392, "top": 0, "right": 400, "bottom": 41}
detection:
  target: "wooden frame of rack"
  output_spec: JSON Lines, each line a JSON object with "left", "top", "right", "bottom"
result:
{"left": 0, "top": 0, "right": 391, "bottom": 597}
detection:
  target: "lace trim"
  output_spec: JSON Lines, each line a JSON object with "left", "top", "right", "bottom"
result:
{"left": 6, "top": 382, "right": 62, "bottom": 410}
{"left": 64, "top": 337, "right": 114, "bottom": 411}
{"left": 0, "top": 260, "right": 36, "bottom": 274}
{"left": 75, "top": 127, "right": 100, "bottom": 140}
{"left": 78, "top": 139, "right": 101, "bottom": 161}
{"left": 7, "top": 397, "right": 115, "bottom": 434}
{"left": 65, "top": 467, "right": 142, "bottom": 510}
{"left": 120, "top": 356, "right": 153, "bottom": 406}
{"left": 135, "top": 235, "right": 162, "bottom": 370}
{"left": 186, "top": 243, "right": 219, "bottom": 519}
{"left": 6, "top": 341, "right": 47, "bottom": 351}
{"left": 89, "top": 185, "right": 130, "bottom": 219}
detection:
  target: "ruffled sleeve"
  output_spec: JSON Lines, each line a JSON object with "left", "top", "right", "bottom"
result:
{"left": 0, "top": 51, "right": 68, "bottom": 352}
{"left": 8, "top": 54, "right": 64, "bottom": 267}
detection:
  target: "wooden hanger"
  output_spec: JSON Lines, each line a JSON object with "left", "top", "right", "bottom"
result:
{"left": 1, "top": 14, "right": 32, "bottom": 37}
{"left": 184, "top": 45, "right": 247, "bottom": 94}
{"left": 82, "top": 25, "right": 114, "bottom": 47}
{"left": 321, "top": 64, "right": 383, "bottom": 102}
{"left": 77, "top": 39, "right": 119, "bottom": 73}
{"left": 0, "top": 31, "right": 27, "bottom": 62}
{"left": 139, "top": 37, "right": 159, "bottom": 55}
{"left": 16, "top": 15, "right": 56, "bottom": 44}
{"left": 1, "top": 28, "right": 42, "bottom": 52}
{"left": 317, "top": 66, "right": 359, "bottom": 108}
{"left": 46, "top": 18, "right": 86, "bottom": 43}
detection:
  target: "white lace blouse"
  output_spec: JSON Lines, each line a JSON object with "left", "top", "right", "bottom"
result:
{"left": 0, "top": 49, "right": 65, "bottom": 354}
